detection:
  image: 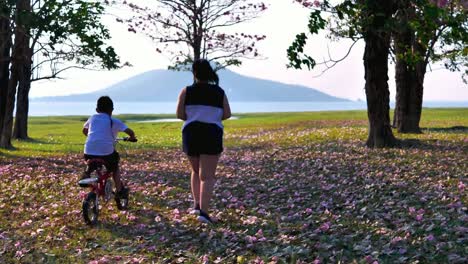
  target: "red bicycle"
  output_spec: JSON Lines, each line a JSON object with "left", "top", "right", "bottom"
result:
{"left": 78, "top": 137, "right": 136, "bottom": 225}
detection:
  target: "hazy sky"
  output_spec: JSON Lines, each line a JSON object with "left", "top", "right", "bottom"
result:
{"left": 30, "top": 1, "right": 468, "bottom": 101}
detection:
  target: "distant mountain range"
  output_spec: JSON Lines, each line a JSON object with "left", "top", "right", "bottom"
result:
{"left": 34, "top": 69, "right": 348, "bottom": 102}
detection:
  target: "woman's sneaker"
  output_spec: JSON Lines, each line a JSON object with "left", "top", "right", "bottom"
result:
{"left": 190, "top": 205, "right": 201, "bottom": 215}
{"left": 197, "top": 210, "right": 213, "bottom": 224}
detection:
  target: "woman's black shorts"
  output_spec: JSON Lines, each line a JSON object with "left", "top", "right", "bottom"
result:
{"left": 182, "top": 121, "right": 223, "bottom": 156}
{"left": 84, "top": 151, "right": 120, "bottom": 172}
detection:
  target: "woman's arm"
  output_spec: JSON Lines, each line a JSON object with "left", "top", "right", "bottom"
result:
{"left": 222, "top": 94, "right": 231, "bottom": 120}
{"left": 176, "top": 88, "right": 187, "bottom": 121}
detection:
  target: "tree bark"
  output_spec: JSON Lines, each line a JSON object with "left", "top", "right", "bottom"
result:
{"left": 363, "top": 0, "right": 397, "bottom": 148}
{"left": 393, "top": 7, "right": 426, "bottom": 134}
{"left": 0, "top": 12, "right": 12, "bottom": 136}
{"left": 0, "top": 56, "right": 18, "bottom": 149}
{"left": 0, "top": 0, "right": 28, "bottom": 149}
{"left": 393, "top": 18, "right": 414, "bottom": 132}
{"left": 393, "top": 58, "right": 426, "bottom": 133}
{"left": 13, "top": 46, "right": 31, "bottom": 140}
{"left": 13, "top": 0, "right": 31, "bottom": 140}
{"left": 192, "top": 1, "right": 202, "bottom": 61}
{"left": 393, "top": 53, "right": 410, "bottom": 130}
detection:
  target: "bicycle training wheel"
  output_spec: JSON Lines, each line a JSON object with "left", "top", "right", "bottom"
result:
{"left": 82, "top": 192, "right": 98, "bottom": 225}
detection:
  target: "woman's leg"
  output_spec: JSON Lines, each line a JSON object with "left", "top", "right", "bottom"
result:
{"left": 188, "top": 156, "right": 201, "bottom": 208}
{"left": 199, "top": 154, "right": 219, "bottom": 214}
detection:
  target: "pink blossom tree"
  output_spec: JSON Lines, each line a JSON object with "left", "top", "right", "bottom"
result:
{"left": 116, "top": 0, "right": 267, "bottom": 71}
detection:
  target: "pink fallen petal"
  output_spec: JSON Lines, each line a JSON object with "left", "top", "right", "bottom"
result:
{"left": 319, "top": 222, "right": 331, "bottom": 231}
{"left": 255, "top": 229, "right": 263, "bottom": 237}
{"left": 458, "top": 181, "right": 465, "bottom": 191}
{"left": 416, "top": 214, "right": 423, "bottom": 221}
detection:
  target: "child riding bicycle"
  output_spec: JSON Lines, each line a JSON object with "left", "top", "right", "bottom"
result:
{"left": 81, "top": 96, "right": 137, "bottom": 199}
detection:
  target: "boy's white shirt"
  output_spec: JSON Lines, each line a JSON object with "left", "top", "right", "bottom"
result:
{"left": 83, "top": 113, "right": 128, "bottom": 155}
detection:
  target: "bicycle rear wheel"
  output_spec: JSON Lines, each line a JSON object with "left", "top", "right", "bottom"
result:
{"left": 83, "top": 192, "right": 98, "bottom": 225}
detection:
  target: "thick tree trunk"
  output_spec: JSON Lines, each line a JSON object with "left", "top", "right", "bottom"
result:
{"left": 409, "top": 58, "right": 426, "bottom": 131}
{"left": 394, "top": 60, "right": 425, "bottom": 133}
{"left": 13, "top": 3, "right": 32, "bottom": 141}
{"left": 0, "top": 14, "right": 12, "bottom": 136}
{"left": 393, "top": 14, "right": 409, "bottom": 130}
{"left": 0, "top": 59, "right": 18, "bottom": 149}
{"left": 0, "top": 0, "right": 28, "bottom": 149}
{"left": 13, "top": 0, "right": 32, "bottom": 140}
{"left": 13, "top": 49, "right": 31, "bottom": 140}
{"left": 363, "top": 0, "right": 397, "bottom": 148}
{"left": 393, "top": 12, "right": 426, "bottom": 134}
{"left": 393, "top": 55, "right": 411, "bottom": 130}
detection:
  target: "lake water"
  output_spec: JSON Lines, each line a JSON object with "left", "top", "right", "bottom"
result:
{"left": 28, "top": 101, "right": 468, "bottom": 116}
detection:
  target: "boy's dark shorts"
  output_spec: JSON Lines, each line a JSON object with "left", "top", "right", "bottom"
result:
{"left": 182, "top": 121, "right": 223, "bottom": 156}
{"left": 84, "top": 151, "right": 120, "bottom": 172}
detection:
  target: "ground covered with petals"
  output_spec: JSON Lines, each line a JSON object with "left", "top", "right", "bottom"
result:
{"left": 0, "top": 109, "right": 466, "bottom": 263}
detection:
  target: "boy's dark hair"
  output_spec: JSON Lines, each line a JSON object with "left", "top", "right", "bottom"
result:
{"left": 97, "top": 96, "right": 114, "bottom": 113}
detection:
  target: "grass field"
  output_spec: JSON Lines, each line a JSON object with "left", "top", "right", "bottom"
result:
{"left": 0, "top": 108, "right": 467, "bottom": 263}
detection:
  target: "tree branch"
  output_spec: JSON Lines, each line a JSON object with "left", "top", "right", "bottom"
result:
{"left": 310, "top": 39, "right": 361, "bottom": 78}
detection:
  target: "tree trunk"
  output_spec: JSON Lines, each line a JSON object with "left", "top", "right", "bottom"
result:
{"left": 192, "top": 1, "right": 202, "bottom": 61}
{"left": 394, "top": 59, "right": 425, "bottom": 133}
{"left": 13, "top": 1, "right": 32, "bottom": 141}
{"left": 13, "top": 47, "right": 31, "bottom": 140}
{"left": 0, "top": 12, "right": 12, "bottom": 136}
{"left": 409, "top": 57, "right": 426, "bottom": 132}
{"left": 0, "top": 0, "right": 27, "bottom": 149}
{"left": 363, "top": 0, "right": 397, "bottom": 148}
{"left": 393, "top": 7, "right": 426, "bottom": 134}
{"left": 0, "top": 58, "right": 18, "bottom": 149}
{"left": 393, "top": 19, "right": 416, "bottom": 132}
{"left": 393, "top": 54, "right": 411, "bottom": 130}
{"left": 192, "top": 25, "right": 202, "bottom": 61}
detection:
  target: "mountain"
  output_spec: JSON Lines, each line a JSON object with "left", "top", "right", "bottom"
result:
{"left": 34, "top": 69, "right": 348, "bottom": 102}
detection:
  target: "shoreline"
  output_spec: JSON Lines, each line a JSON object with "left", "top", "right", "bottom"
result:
{"left": 25, "top": 101, "right": 468, "bottom": 117}
{"left": 22, "top": 106, "right": 468, "bottom": 118}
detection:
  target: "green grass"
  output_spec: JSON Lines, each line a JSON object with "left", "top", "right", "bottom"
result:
{"left": 0, "top": 108, "right": 467, "bottom": 263}
{"left": 2, "top": 108, "right": 467, "bottom": 157}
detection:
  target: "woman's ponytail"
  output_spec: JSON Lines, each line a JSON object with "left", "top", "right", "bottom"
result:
{"left": 209, "top": 67, "right": 219, "bottom": 85}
